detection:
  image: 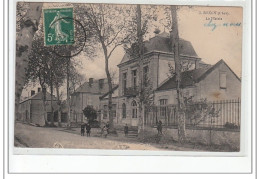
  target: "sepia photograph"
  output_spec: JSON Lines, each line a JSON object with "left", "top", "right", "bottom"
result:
{"left": 15, "top": 2, "right": 243, "bottom": 152}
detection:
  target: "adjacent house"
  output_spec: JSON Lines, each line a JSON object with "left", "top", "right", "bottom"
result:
{"left": 155, "top": 59, "right": 241, "bottom": 104}
{"left": 18, "top": 88, "right": 59, "bottom": 126}
{"left": 70, "top": 78, "right": 116, "bottom": 122}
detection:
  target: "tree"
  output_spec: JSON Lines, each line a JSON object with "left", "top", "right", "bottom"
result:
{"left": 83, "top": 105, "right": 97, "bottom": 122}
{"left": 170, "top": 5, "right": 186, "bottom": 143}
{"left": 26, "top": 38, "right": 50, "bottom": 125}
{"left": 26, "top": 35, "right": 68, "bottom": 126}
{"left": 15, "top": 2, "right": 43, "bottom": 121}
{"left": 112, "top": 4, "right": 157, "bottom": 132}
{"left": 76, "top": 4, "right": 136, "bottom": 131}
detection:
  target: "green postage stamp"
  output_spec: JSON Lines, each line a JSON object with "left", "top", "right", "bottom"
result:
{"left": 43, "top": 7, "right": 74, "bottom": 46}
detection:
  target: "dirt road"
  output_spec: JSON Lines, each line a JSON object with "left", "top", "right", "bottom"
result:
{"left": 14, "top": 123, "right": 163, "bottom": 150}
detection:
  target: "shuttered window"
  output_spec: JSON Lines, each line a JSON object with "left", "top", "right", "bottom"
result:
{"left": 220, "top": 72, "right": 227, "bottom": 89}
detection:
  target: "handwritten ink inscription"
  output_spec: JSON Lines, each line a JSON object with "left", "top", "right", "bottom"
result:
{"left": 204, "top": 19, "right": 241, "bottom": 31}
{"left": 199, "top": 11, "right": 241, "bottom": 31}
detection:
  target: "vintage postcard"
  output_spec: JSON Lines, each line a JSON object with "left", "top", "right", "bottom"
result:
{"left": 15, "top": 2, "right": 243, "bottom": 153}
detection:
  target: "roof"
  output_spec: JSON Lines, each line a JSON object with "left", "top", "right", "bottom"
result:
{"left": 73, "top": 79, "right": 115, "bottom": 95}
{"left": 156, "top": 59, "right": 240, "bottom": 91}
{"left": 120, "top": 32, "right": 198, "bottom": 64}
{"left": 20, "top": 91, "right": 57, "bottom": 104}
{"left": 99, "top": 85, "right": 119, "bottom": 100}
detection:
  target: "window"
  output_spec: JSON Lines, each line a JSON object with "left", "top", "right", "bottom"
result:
{"left": 132, "top": 100, "right": 137, "bottom": 118}
{"left": 220, "top": 72, "right": 227, "bottom": 89}
{"left": 122, "top": 103, "right": 126, "bottom": 119}
{"left": 103, "top": 105, "right": 108, "bottom": 119}
{"left": 112, "top": 104, "right": 117, "bottom": 118}
{"left": 143, "top": 66, "right": 149, "bottom": 87}
{"left": 122, "top": 72, "right": 127, "bottom": 91}
{"left": 132, "top": 70, "right": 137, "bottom": 89}
{"left": 159, "top": 99, "right": 168, "bottom": 117}
{"left": 184, "top": 90, "right": 190, "bottom": 98}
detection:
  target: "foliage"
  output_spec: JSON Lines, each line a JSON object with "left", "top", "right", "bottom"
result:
{"left": 224, "top": 122, "right": 239, "bottom": 129}
{"left": 83, "top": 105, "right": 97, "bottom": 121}
{"left": 139, "top": 78, "right": 154, "bottom": 109}
{"left": 74, "top": 4, "right": 140, "bottom": 128}
{"left": 75, "top": 4, "right": 136, "bottom": 58}
{"left": 184, "top": 98, "right": 220, "bottom": 126}
{"left": 16, "top": 2, "right": 30, "bottom": 33}
{"left": 122, "top": 5, "right": 158, "bottom": 58}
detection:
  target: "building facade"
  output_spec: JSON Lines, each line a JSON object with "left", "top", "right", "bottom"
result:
{"left": 18, "top": 88, "right": 59, "bottom": 126}
{"left": 70, "top": 78, "right": 115, "bottom": 122}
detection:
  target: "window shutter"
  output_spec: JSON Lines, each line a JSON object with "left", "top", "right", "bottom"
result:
{"left": 220, "top": 73, "right": 227, "bottom": 89}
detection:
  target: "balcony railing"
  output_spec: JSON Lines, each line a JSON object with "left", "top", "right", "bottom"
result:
{"left": 123, "top": 86, "right": 139, "bottom": 97}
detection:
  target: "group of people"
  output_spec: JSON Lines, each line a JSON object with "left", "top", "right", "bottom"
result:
{"left": 80, "top": 123, "right": 91, "bottom": 137}
{"left": 80, "top": 121, "right": 162, "bottom": 137}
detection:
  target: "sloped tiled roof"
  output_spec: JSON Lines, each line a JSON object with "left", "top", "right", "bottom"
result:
{"left": 120, "top": 32, "right": 198, "bottom": 64}
{"left": 73, "top": 79, "right": 115, "bottom": 94}
{"left": 20, "top": 91, "right": 57, "bottom": 104}
{"left": 156, "top": 59, "right": 240, "bottom": 91}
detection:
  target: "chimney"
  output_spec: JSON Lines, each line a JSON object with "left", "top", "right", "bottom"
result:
{"left": 42, "top": 88, "right": 46, "bottom": 101}
{"left": 154, "top": 28, "right": 160, "bottom": 35}
{"left": 42, "top": 88, "right": 46, "bottom": 94}
{"left": 89, "top": 78, "right": 94, "bottom": 87}
{"left": 38, "top": 88, "right": 41, "bottom": 93}
{"left": 99, "top": 79, "right": 104, "bottom": 89}
{"left": 31, "top": 90, "right": 35, "bottom": 96}
{"left": 195, "top": 60, "right": 200, "bottom": 69}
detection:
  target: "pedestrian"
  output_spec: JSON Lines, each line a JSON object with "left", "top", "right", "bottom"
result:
{"left": 124, "top": 124, "right": 128, "bottom": 137}
{"left": 102, "top": 125, "right": 108, "bottom": 138}
{"left": 86, "top": 123, "right": 91, "bottom": 137}
{"left": 80, "top": 123, "right": 85, "bottom": 136}
{"left": 105, "top": 122, "right": 110, "bottom": 134}
{"left": 157, "top": 120, "right": 162, "bottom": 134}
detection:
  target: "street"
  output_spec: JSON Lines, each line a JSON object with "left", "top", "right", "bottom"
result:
{"left": 14, "top": 122, "right": 164, "bottom": 150}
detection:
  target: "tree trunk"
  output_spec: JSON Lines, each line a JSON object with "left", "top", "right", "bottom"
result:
{"left": 67, "top": 58, "right": 71, "bottom": 128}
{"left": 137, "top": 4, "right": 144, "bottom": 132}
{"left": 41, "top": 85, "right": 48, "bottom": 125}
{"left": 105, "top": 55, "right": 114, "bottom": 130}
{"left": 101, "top": 40, "right": 114, "bottom": 131}
{"left": 56, "top": 84, "right": 61, "bottom": 127}
{"left": 15, "top": 3, "right": 43, "bottom": 121}
{"left": 50, "top": 70, "right": 54, "bottom": 126}
{"left": 170, "top": 5, "right": 186, "bottom": 143}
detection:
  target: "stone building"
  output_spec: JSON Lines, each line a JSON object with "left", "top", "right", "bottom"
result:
{"left": 155, "top": 59, "right": 241, "bottom": 104}
{"left": 70, "top": 78, "right": 115, "bottom": 122}
{"left": 18, "top": 88, "right": 59, "bottom": 126}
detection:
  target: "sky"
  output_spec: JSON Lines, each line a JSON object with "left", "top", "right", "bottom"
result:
{"left": 21, "top": 4, "right": 243, "bottom": 99}
{"left": 73, "top": 5, "right": 242, "bottom": 79}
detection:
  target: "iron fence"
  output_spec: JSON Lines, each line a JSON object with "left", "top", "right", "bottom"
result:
{"left": 144, "top": 98, "right": 241, "bottom": 130}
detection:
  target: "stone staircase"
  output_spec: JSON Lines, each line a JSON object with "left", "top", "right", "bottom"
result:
{"left": 120, "top": 126, "right": 138, "bottom": 138}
